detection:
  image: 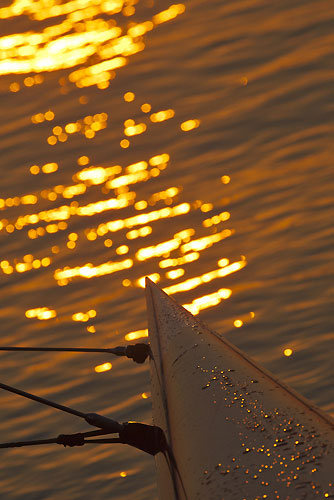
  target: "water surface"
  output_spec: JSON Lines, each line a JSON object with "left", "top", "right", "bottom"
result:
{"left": 0, "top": 0, "right": 332, "bottom": 498}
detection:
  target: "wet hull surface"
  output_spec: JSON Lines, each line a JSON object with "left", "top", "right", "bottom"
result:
{"left": 146, "top": 279, "right": 334, "bottom": 500}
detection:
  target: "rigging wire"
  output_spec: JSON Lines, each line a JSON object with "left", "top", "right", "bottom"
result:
{"left": 0, "top": 343, "right": 150, "bottom": 363}
{"left": 0, "top": 380, "right": 123, "bottom": 432}
{"left": 0, "top": 342, "right": 165, "bottom": 455}
{"left": 0, "top": 380, "right": 86, "bottom": 418}
{"left": 0, "top": 382, "right": 166, "bottom": 455}
{"left": 0, "top": 429, "right": 113, "bottom": 449}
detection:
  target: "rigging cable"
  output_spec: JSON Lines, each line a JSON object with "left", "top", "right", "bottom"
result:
{"left": 0, "top": 382, "right": 166, "bottom": 455}
{"left": 0, "top": 343, "right": 150, "bottom": 364}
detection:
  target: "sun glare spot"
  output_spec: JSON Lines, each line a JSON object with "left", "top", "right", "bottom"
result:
{"left": 124, "top": 91, "right": 135, "bottom": 102}
{"left": 221, "top": 175, "right": 230, "bottom": 184}
{"left": 94, "top": 362, "right": 112, "bottom": 373}
{"left": 125, "top": 329, "right": 148, "bottom": 341}
{"left": 180, "top": 119, "right": 200, "bottom": 131}
{"left": 25, "top": 307, "right": 57, "bottom": 320}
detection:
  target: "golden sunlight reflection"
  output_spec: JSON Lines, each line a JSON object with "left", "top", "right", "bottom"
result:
{"left": 1, "top": 174, "right": 188, "bottom": 233}
{"left": 202, "top": 211, "right": 230, "bottom": 228}
{"left": 124, "top": 92, "right": 135, "bottom": 102}
{"left": 29, "top": 162, "right": 58, "bottom": 175}
{"left": 180, "top": 229, "right": 234, "bottom": 253}
{"left": 76, "top": 164, "right": 119, "bottom": 184}
{"left": 72, "top": 310, "right": 97, "bottom": 322}
{"left": 125, "top": 329, "right": 148, "bottom": 341}
{"left": 150, "top": 109, "right": 175, "bottom": 123}
{"left": 183, "top": 288, "right": 232, "bottom": 315}
{"left": 135, "top": 233, "right": 188, "bottom": 261}
{"left": 54, "top": 258, "right": 133, "bottom": 285}
{"left": 221, "top": 175, "right": 231, "bottom": 184}
{"left": 162, "top": 260, "right": 246, "bottom": 295}
{"left": 126, "top": 226, "right": 152, "bottom": 240}
{"left": 153, "top": 4, "right": 186, "bottom": 24}
{"left": 1, "top": 256, "right": 52, "bottom": 275}
{"left": 165, "top": 268, "right": 185, "bottom": 280}
{"left": 124, "top": 123, "right": 147, "bottom": 137}
{"left": 120, "top": 139, "right": 130, "bottom": 148}
{"left": 218, "top": 258, "right": 230, "bottom": 267}
{"left": 44, "top": 113, "right": 108, "bottom": 144}
{"left": 25, "top": 307, "right": 57, "bottom": 320}
{"left": 159, "top": 252, "right": 200, "bottom": 269}
{"left": 94, "top": 362, "right": 112, "bottom": 373}
{"left": 200, "top": 203, "right": 213, "bottom": 212}
{"left": 284, "top": 348, "right": 293, "bottom": 357}
{"left": 0, "top": 1, "right": 186, "bottom": 94}
{"left": 116, "top": 244, "right": 129, "bottom": 255}
{"left": 92, "top": 202, "right": 191, "bottom": 238}
{"left": 0, "top": 0, "right": 249, "bottom": 386}
{"left": 180, "top": 119, "right": 200, "bottom": 132}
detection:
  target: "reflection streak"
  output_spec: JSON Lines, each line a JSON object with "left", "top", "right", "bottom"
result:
{"left": 163, "top": 261, "right": 247, "bottom": 294}
{"left": 0, "top": 0, "right": 246, "bottom": 362}
{"left": 0, "top": 0, "right": 186, "bottom": 95}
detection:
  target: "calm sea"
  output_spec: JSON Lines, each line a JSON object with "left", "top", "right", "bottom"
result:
{"left": 0, "top": 0, "right": 332, "bottom": 498}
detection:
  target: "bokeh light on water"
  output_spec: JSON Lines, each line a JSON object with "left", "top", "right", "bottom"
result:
{"left": 0, "top": 0, "right": 332, "bottom": 498}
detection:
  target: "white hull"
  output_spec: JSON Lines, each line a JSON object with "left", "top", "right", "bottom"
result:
{"left": 146, "top": 278, "right": 334, "bottom": 500}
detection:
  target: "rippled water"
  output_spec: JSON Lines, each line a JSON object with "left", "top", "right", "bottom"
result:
{"left": 0, "top": 0, "right": 332, "bottom": 498}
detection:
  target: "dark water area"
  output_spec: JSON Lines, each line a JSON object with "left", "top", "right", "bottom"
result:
{"left": 0, "top": 0, "right": 332, "bottom": 498}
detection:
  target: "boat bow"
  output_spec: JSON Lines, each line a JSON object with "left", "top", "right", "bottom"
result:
{"left": 146, "top": 278, "right": 334, "bottom": 500}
